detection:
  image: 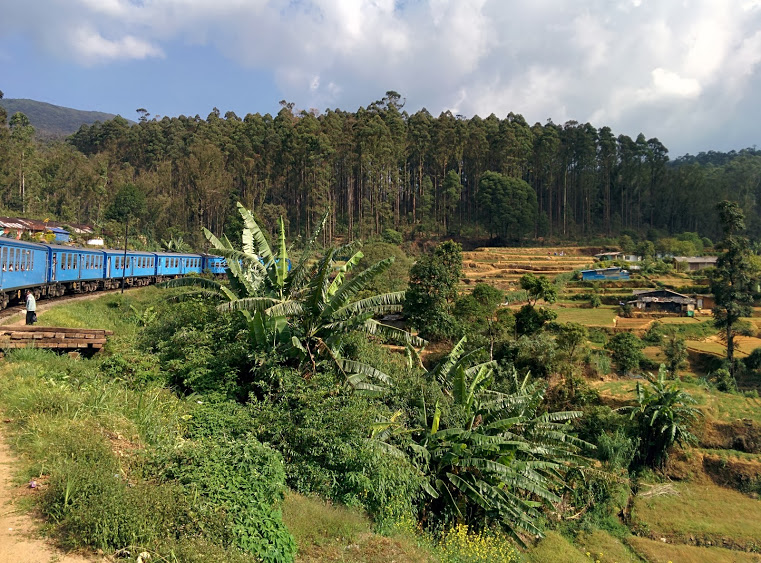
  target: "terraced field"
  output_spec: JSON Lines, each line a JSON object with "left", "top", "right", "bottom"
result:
{"left": 461, "top": 246, "right": 595, "bottom": 291}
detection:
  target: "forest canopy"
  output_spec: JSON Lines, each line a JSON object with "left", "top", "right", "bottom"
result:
{"left": 1, "top": 92, "right": 760, "bottom": 246}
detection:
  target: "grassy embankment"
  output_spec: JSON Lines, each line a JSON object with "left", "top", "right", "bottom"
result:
{"left": 466, "top": 247, "right": 761, "bottom": 562}
{"left": 0, "top": 288, "right": 523, "bottom": 562}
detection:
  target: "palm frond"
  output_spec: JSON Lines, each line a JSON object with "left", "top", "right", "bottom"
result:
{"left": 322, "top": 257, "right": 395, "bottom": 319}
{"left": 237, "top": 202, "right": 274, "bottom": 263}
{"left": 217, "top": 297, "right": 280, "bottom": 314}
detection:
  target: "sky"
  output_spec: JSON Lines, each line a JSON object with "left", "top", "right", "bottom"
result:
{"left": 1, "top": 0, "right": 761, "bottom": 157}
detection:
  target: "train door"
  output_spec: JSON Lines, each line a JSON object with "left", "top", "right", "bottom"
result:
{"left": 107, "top": 257, "right": 111, "bottom": 278}
{"left": 51, "top": 254, "right": 57, "bottom": 281}
{"left": 0, "top": 246, "right": 5, "bottom": 287}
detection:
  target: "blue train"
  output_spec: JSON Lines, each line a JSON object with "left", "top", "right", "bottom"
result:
{"left": 0, "top": 238, "right": 228, "bottom": 309}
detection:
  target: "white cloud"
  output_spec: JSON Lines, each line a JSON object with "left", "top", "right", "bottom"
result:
{"left": 70, "top": 26, "right": 163, "bottom": 64}
{"left": 650, "top": 68, "right": 701, "bottom": 99}
{"left": 3, "top": 0, "right": 761, "bottom": 153}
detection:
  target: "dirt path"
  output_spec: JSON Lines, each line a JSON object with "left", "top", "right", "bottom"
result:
{"left": 0, "top": 432, "right": 98, "bottom": 562}
{"left": 0, "top": 291, "right": 122, "bottom": 561}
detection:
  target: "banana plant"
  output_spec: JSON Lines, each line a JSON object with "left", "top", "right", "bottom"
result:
{"left": 373, "top": 338, "right": 593, "bottom": 544}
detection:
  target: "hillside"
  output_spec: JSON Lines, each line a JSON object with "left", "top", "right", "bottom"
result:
{"left": 0, "top": 98, "right": 129, "bottom": 140}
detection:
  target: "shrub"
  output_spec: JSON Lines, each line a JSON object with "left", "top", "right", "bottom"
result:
{"left": 606, "top": 332, "right": 644, "bottom": 374}
{"left": 154, "top": 437, "right": 296, "bottom": 562}
{"left": 248, "top": 367, "right": 422, "bottom": 527}
{"left": 437, "top": 524, "right": 519, "bottom": 563}
{"left": 40, "top": 422, "right": 190, "bottom": 552}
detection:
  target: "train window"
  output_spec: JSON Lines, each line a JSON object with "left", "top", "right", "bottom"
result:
{"left": 15, "top": 249, "right": 19, "bottom": 271}
{"left": 73, "top": 255, "right": 77, "bottom": 269}
{"left": 1, "top": 247, "right": 6, "bottom": 271}
{"left": 30, "top": 251, "right": 33, "bottom": 269}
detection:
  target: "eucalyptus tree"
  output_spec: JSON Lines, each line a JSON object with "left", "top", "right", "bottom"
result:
{"left": 8, "top": 111, "right": 35, "bottom": 212}
{"left": 710, "top": 201, "right": 757, "bottom": 377}
{"left": 477, "top": 171, "right": 537, "bottom": 240}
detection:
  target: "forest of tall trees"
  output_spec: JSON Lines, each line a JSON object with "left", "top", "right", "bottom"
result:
{"left": 1, "top": 91, "right": 761, "bottom": 247}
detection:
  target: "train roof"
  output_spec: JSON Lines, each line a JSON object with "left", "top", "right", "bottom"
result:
{"left": 0, "top": 238, "right": 50, "bottom": 249}
{"left": 44, "top": 243, "right": 105, "bottom": 252}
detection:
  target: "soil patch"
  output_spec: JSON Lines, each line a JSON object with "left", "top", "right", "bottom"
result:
{"left": 700, "top": 419, "right": 761, "bottom": 453}
{"left": 0, "top": 429, "right": 98, "bottom": 562}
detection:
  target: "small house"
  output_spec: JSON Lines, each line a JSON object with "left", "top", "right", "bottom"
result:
{"left": 50, "top": 227, "right": 70, "bottom": 242}
{"left": 581, "top": 267, "right": 630, "bottom": 281}
{"left": 673, "top": 256, "right": 718, "bottom": 271}
{"left": 594, "top": 251, "right": 641, "bottom": 263}
{"left": 629, "top": 289, "right": 696, "bottom": 315}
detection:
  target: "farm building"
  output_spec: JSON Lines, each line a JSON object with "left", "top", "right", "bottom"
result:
{"left": 594, "top": 251, "right": 641, "bottom": 262}
{"left": 581, "top": 267, "right": 630, "bottom": 281}
{"left": 628, "top": 289, "right": 696, "bottom": 315}
{"left": 0, "top": 217, "right": 91, "bottom": 241}
{"left": 50, "top": 227, "right": 70, "bottom": 242}
{"left": 673, "top": 256, "right": 718, "bottom": 271}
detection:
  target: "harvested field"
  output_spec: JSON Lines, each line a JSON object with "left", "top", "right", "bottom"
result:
{"left": 461, "top": 246, "right": 593, "bottom": 291}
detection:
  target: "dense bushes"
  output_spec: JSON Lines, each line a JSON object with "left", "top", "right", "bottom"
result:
{"left": 153, "top": 437, "right": 296, "bottom": 561}
{"left": 246, "top": 367, "right": 422, "bottom": 529}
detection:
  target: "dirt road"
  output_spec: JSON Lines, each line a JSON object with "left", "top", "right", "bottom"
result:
{"left": 0, "top": 432, "right": 97, "bottom": 562}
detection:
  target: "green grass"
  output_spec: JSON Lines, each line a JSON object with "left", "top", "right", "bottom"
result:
{"left": 550, "top": 305, "right": 617, "bottom": 326}
{"left": 34, "top": 287, "right": 165, "bottom": 334}
{"left": 525, "top": 532, "right": 589, "bottom": 563}
{"left": 626, "top": 536, "right": 761, "bottom": 562}
{"left": 283, "top": 492, "right": 370, "bottom": 549}
{"left": 633, "top": 480, "right": 761, "bottom": 547}
{"left": 594, "top": 377, "right": 761, "bottom": 423}
{"left": 575, "top": 530, "right": 642, "bottom": 563}
{"left": 699, "top": 448, "right": 761, "bottom": 461}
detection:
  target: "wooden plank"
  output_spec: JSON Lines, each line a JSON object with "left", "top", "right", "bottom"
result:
{"left": 5, "top": 326, "right": 112, "bottom": 336}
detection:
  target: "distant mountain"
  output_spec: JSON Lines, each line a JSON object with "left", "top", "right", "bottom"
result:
{"left": 0, "top": 98, "right": 132, "bottom": 140}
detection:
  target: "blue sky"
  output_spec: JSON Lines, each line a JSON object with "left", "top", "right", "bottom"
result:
{"left": 2, "top": 0, "right": 761, "bottom": 156}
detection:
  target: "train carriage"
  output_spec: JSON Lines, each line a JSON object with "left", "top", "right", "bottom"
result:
{"left": 182, "top": 255, "right": 204, "bottom": 276}
{"left": 202, "top": 254, "right": 228, "bottom": 275}
{"left": 0, "top": 239, "right": 49, "bottom": 308}
{"left": 47, "top": 244, "right": 106, "bottom": 293}
{"left": 127, "top": 251, "right": 158, "bottom": 286}
{"left": 0, "top": 235, "right": 228, "bottom": 310}
{"left": 156, "top": 252, "right": 192, "bottom": 278}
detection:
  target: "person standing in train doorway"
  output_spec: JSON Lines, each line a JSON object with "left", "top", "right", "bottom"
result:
{"left": 25, "top": 289, "right": 36, "bottom": 325}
